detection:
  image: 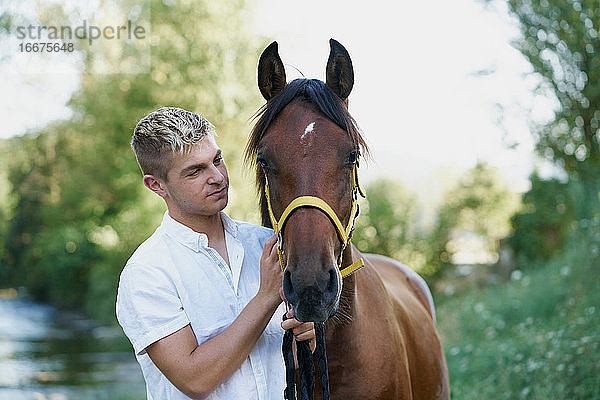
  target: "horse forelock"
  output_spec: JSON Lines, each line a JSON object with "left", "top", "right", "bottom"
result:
{"left": 244, "top": 78, "right": 369, "bottom": 228}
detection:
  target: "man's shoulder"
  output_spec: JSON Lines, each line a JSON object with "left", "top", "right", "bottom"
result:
{"left": 236, "top": 219, "right": 273, "bottom": 235}
{"left": 125, "top": 227, "right": 169, "bottom": 269}
{"left": 118, "top": 229, "right": 178, "bottom": 294}
{"left": 232, "top": 219, "right": 273, "bottom": 241}
{"left": 226, "top": 217, "right": 274, "bottom": 253}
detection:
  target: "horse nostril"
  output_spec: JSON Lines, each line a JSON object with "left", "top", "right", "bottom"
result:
{"left": 282, "top": 269, "right": 299, "bottom": 305}
{"left": 324, "top": 269, "right": 339, "bottom": 304}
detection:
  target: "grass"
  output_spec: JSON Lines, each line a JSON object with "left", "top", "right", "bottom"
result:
{"left": 436, "top": 218, "right": 600, "bottom": 400}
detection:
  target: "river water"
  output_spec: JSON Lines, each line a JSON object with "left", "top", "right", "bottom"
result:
{"left": 0, "top": 294, "right": 146, "bottom": 400}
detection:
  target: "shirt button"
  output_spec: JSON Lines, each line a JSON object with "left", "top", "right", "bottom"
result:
{"left": 256, "top": 368, "right": 263, "bottom": 375}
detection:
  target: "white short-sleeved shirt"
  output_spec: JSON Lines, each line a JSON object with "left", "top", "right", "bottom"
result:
{"left": 116, "top": 211, "right": 287, "bottom": 400}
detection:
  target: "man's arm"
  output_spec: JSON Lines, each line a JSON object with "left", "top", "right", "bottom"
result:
{"left": 146, "top": 235, "right": 282, "bottom": 400}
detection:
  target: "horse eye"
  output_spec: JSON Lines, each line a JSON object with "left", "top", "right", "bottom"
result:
{"left": 257, "top": 154, "right": 268, "bottom": 170}
{"left": 346, "top": 150, "right": 358, "bottom": 166}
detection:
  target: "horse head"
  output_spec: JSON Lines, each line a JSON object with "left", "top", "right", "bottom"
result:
{"left": 246, "top": 40, "right": 368, "bottom": 323}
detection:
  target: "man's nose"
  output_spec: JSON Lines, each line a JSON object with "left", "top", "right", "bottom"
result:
{"left": 207, "top": 165, "right": 225, "bottom": 185}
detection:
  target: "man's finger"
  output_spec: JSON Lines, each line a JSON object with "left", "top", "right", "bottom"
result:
{"left": 293, "top": 321, "right": 315, "bottom": 335}
{"left": 279, "top": 287, "right": 286, "bottom": 302}
{"left": 281, "top": 317, "right": 304, "bottom": 329}
{"left": 281, "top": 318, "right": 296, "bottom": 330}
{"left": 282, "top": 318, "right": 309, "bottom": 329}
{"left": 268, "top": 236, "right": 279, "bottom": 259}
{"left": 294, "top": 331, "right": 314, "bottom": 342}
{"left": 270, "top": 245, "right": 278, "bottom": 259}
{"left": 266, "top": 233, "right": 277, "bottom": 247}
{"left": 292, "top": 324, "right": 313, "bottom": 337}
{"left": 262, "top": 234, "right": 277, "bottom": 260}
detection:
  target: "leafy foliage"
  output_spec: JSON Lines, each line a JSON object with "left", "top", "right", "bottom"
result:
{"left": 352, "top": 179, "right": 428, "bottom": 271}
{"left": 508, "top": 173, "right": 576, "bottom": 264}
{"left": 352, "top": 165, "right": 519, "bottom": 279}
{"left": 507, "top": 0, "right": 600, "bottom": 214}
{"left": 425, "top": 163, "right": 520, "bottom": 278}
{"left": 438, "top": 215, "right": 600, "bottom": 399}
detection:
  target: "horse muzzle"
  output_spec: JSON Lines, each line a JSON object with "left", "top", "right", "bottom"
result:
{"left": 282, "top": 262, "right": 341, "bottom": 323}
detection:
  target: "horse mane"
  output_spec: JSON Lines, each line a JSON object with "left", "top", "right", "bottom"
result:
{"left": 244, "top": 78, "right": 369, "bottom": 228}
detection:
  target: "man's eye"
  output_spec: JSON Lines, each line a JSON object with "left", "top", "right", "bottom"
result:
{"left": 214, "top": 156, "right": 222, "bottom": 164}
{"left": 188, "top": 169, "right": 200, "bottom": 177}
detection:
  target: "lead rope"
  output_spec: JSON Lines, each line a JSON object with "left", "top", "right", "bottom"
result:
{"left": 282, "top": 317, "right": 297, "bottom": 400}
{"left": 315, "top": 322, "right": 330, "bottom": 400}
{"left": 282, "top": 317, "right": 329, "bottom": 400}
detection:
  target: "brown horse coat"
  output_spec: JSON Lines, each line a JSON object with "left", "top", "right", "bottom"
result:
{"left": 319, "top": 247, "right": 449, "bottom": 399}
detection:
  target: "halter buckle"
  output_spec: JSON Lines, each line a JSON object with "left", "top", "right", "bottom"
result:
{"left": 277, "top": 230, "right": 283, "bottom": 250}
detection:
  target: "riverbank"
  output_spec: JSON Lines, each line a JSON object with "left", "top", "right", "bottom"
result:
{"left": 0, "top": 294, "right": 145, "bottom": 400}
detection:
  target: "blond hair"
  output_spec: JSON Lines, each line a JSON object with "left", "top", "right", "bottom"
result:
{"left": 131, "top": 107, "right": 216, "bottom": 180}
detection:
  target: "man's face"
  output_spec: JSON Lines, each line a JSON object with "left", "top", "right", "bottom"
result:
{"left": 162, "top": 136, "right": 229, "bottom": 218}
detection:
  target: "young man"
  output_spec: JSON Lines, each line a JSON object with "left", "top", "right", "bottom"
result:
{"left": 116, "top": 107, "right": 315, "bottom": 400}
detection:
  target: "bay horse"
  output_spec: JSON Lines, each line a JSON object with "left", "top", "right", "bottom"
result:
{"left": 246, "top": 39, "right": 450, "bottom": 400}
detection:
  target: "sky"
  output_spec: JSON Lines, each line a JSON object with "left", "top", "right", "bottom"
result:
{"left": 252, "top": 0, "right": 557, "bottom": 199}
{"left": 1, "top": 0, "right": 557, "bottom": 202}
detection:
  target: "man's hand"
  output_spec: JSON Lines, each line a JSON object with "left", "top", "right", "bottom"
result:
{"left": 280, "top": 289, "right": 316, "bottom": 354}
{"left": 257, "top": 234, "right": 283, "bottom": 309}
{"left": 281, "top": 309, "right": 317, "bottom": 353}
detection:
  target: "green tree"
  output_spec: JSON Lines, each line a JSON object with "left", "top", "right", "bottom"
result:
{"left": 425, "top": 163, "right": 521, "bottom": 278}
{"left": 506, "top": 0, "right": 600, "bottom": 215}
{"left": 2, "top": 0, "right": 266, "bottom": 322}
{"left": 508, "top": 173, "right": 575, "bottom": 264}
{"left": 352, "top": 178, "right": 428, "bottom": 272}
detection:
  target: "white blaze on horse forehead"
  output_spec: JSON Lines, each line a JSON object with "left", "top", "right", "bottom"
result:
{"left": 301, "top": 122, "right": 315, "bottom": 139}
{"left": 300, "top": 122, "right": 316, "bottom": 147}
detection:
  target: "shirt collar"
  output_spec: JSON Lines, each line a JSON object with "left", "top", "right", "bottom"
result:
{"left": 220, "top": 211, "right": 239, "bottom": 239}
{"left": 161, "top": 211, "right": 239, "bottom": 252}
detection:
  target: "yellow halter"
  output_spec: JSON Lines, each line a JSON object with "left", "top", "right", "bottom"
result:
{"left": 264, "top": 160, "right": 366, "bottom": 278}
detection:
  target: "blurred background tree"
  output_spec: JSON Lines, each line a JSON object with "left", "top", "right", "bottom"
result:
{"left": 1, "top": 0, "right": 266, "bottom": 322}
{"left": 507, "top": 173, "right": 576, "bottom": 265}
{"left": 353, "top": 165, "right": 520, "bottom": 280}
{"left": 507, "top": 0, "right": 600, "bottom": 217}
{"left": 425, "top": 163, "right": 520, "bottom": 279}
{"left": 352, "top": 178, "right": 428, "bottom": 272}
{"left": 498, "top": 0, "right": 600, "bottom": 268}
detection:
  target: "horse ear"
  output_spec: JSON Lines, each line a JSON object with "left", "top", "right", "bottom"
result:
{"left": 326, "top": 38, "right": 354, "bottom": 101}
{"left": 258, "top": 41, "right": 287, "bottom": 101}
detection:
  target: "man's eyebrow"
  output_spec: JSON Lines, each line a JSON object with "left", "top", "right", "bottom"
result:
{"left": 180, "top": 163, "right": 206, "bottom": 176}
{"left": 180, "top": 149, "right": 222, "bottom": 176}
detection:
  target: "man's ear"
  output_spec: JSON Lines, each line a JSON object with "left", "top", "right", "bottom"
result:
{"left": 143, "top": 174, "right": 168, "bottom": 198}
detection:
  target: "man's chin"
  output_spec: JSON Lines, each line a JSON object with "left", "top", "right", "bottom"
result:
{"left": 215, "top": 194, "right": 229, "bottom": 210}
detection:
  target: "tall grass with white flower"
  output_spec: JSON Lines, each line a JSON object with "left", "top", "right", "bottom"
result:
{"left": 437, "top": 216, "right": 600, "bottom": 399}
